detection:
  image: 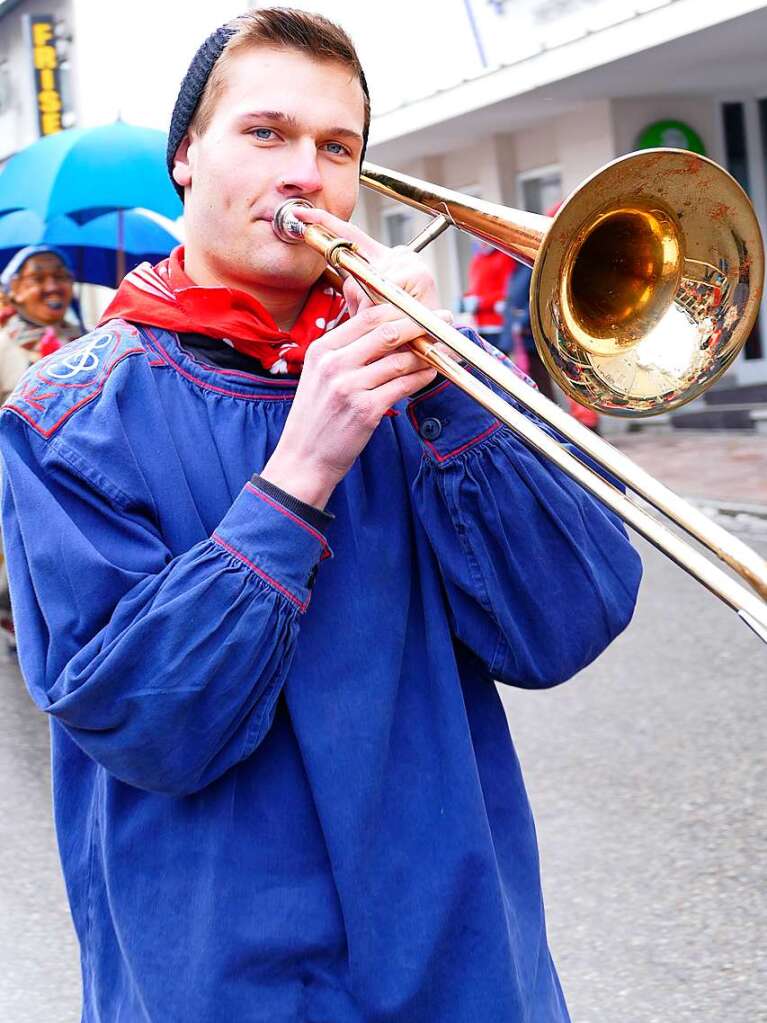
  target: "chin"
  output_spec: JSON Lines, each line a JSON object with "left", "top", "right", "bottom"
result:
{"left": 246, "top": 241, "right": 325, "bottom": 289}
{"left": 34, "top": 310, "right": 63, "bottom": 325}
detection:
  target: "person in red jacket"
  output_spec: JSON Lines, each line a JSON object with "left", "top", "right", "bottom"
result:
{"left": 460, "top": 241, "right": 517, "bottom": 344}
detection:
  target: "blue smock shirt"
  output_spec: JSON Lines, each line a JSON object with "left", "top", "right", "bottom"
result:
{"left": 0, "top": 320, "right": 641, "bottom": 1022}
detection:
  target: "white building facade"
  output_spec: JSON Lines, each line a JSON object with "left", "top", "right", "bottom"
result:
{"left": 360, "top": 0, "right": 767, "bottom": 388}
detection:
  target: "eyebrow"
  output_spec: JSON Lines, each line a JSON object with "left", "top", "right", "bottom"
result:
{"left": 240, "top": 110, "right": 363, "bottom": 143}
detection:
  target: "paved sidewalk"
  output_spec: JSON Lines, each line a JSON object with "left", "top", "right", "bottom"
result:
{"left": 610, "top": 429, "right": 767, "bottom": 510}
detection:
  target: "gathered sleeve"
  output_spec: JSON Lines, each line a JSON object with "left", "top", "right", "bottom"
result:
{"left": 406, "top": 343, "right": 642, "bottom": 689}
{"left": 0, "top": 415, "right": 330, "bottom": 796}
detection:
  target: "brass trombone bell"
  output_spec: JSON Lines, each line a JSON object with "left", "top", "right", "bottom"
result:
{"left": 360, "top": 149, "right": 765, "bottom": 417}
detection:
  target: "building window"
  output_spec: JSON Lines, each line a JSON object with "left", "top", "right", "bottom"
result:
{"left": 759, "top": 98, "right": 767, "bottom": 199}
{"left": 722, "top": 101, "right": 761, "bottom": 361}
{"left": 722, "top": 102, "right": 750, "bottom": 192}
{"left": 517, "top": 166, "right": 562, "bottom": 215}
{"left": 382, "top": 210, "right": 414, "bottom": 248}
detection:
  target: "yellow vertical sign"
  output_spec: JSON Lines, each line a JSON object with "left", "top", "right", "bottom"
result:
{"left": 28, "top": 16, "right": 64, "bottom": 136}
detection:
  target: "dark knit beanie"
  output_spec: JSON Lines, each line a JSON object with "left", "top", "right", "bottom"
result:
{"left": 166, "top": 24, "right": 237, "bottom": 199}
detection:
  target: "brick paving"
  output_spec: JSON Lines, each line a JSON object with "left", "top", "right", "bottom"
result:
{"left": 610, "top": 429, "right": 767, "bottom": 508}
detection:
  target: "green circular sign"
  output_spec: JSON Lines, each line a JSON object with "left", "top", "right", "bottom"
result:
{"left": 636, "top": 119, "right": 706, "bottom": 155}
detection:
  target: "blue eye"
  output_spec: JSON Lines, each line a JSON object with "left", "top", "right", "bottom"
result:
{"left": 323, "top": 142, "right": 349, "bottom": 157}
{"left": 252, "top": 128, "right": 276, "bottom": 140}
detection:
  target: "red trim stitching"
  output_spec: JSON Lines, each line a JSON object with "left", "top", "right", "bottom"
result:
{"left": 408, "top": 379, "right": 451, "bottom": 409}
{"left": 429, "top": 421, "right": 501, "bottom": 462}
{"left": 212, "top": 532, "right": 308, "bottom": 611}
{"left": 144, "top": 327, "right": 296, "bottom": 401}
{"left": 244, "top": 483, "right": 331, "bottom": 559}
{"left": 407, "top": 381, "right": 502, "bottom": 462}
{"left": 15, "top": 381, "right": 56, "bottom": 411}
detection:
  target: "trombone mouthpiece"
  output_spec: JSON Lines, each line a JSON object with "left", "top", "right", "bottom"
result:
{"left": 272, "top": 199, "right": 313, "bottom": 243}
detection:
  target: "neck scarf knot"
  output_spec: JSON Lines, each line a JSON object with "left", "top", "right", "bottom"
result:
{"left": 100, "top": 247, "right": 348, "bottom": 374}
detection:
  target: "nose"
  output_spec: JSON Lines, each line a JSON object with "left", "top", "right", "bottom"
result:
{"left": 277, "top": 140, "right": 323, "bottom": 198}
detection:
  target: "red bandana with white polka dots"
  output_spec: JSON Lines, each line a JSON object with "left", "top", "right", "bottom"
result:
{"left": 101, "top": 246, "right": 348, "bottom": 374}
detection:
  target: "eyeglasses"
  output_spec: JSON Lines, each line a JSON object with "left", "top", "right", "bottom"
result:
{"left": 15, "top": 271, "right": 74, "bottom": 286}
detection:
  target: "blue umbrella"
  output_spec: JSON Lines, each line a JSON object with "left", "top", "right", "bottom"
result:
{"left": 0, "top": 208, "right": 179, "bottom": 288}
{"left": 78, "top": 210, "right": 178, "bottom": 255}
{"left": 0, "top": 209, "right": 80, "bottom": 250}
{"left": 0, "top": 121, "right": 182, "bottom": 222}
{"left": 73, "top": 210, "right": 179, "bottom": 285}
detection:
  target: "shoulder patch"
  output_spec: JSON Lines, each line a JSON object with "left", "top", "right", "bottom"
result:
{"left": 3, "top": 323, "right": 147, "bottom": 439}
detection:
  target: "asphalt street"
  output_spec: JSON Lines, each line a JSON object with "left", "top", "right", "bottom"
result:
{"left": 501, "top": 530, "right": 767, "bottom": 1023}
{"left": 1, "top": 530, "right": 765, "bottom": 1023}
{"left": 0, "top": 645, "right": 80, "bottom": 1023}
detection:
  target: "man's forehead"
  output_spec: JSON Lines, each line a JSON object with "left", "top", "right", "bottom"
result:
{"left": 219, "top": 46, "right": 364, "bottom": 120}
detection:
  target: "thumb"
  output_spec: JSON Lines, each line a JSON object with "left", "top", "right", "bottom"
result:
{"left": 294, "top": 206, "right": 388, "bottom": 263}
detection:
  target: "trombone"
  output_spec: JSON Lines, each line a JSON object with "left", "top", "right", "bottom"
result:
{"left": 273, "top": 149, "right": 767, "bottom": 644}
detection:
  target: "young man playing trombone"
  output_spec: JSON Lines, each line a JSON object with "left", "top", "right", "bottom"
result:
{"left": 0, "top": 9, "right": 641, "bottom": 1021}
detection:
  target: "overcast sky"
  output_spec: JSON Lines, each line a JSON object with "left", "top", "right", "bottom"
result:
{"left": 72, "top": 0, "right": 494, "bottom": 130}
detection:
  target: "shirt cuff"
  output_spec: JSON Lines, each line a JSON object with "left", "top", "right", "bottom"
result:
{"left": 250, "top": 473, "right": 334, "bottom": 534}
{"left": 213, "top": 482, "right": 332, "bottom": 612}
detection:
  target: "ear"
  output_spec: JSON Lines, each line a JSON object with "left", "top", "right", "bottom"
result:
{"left": 172, "top": 135, "right": 193, "bottom": 189}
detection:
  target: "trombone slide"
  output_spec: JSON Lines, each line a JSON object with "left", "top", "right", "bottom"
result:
{"left": 272, "top": 204, "right": 767, "bottom": 645}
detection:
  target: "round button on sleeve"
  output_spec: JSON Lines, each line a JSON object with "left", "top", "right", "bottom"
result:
{"left": 419, "top": 417, "right": 442, "bottom": 441}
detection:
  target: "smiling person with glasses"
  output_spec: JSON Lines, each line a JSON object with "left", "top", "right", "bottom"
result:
{"left": 0, "top": 245, "right": 81, "bottom": 404}
{"left": 0, "top": 246, "right": 81, "bottom": 647}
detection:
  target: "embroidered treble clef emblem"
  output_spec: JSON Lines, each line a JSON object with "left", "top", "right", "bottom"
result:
{"left": 46, "top": 333, "right": 113, "bottom": 380}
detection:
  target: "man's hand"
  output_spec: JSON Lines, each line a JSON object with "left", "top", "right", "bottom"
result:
{"left": 293, "top": 207, "right": 442, "bottom": 316}
{"left": 261, "top": 302, "right": 451, "bottom": 511}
